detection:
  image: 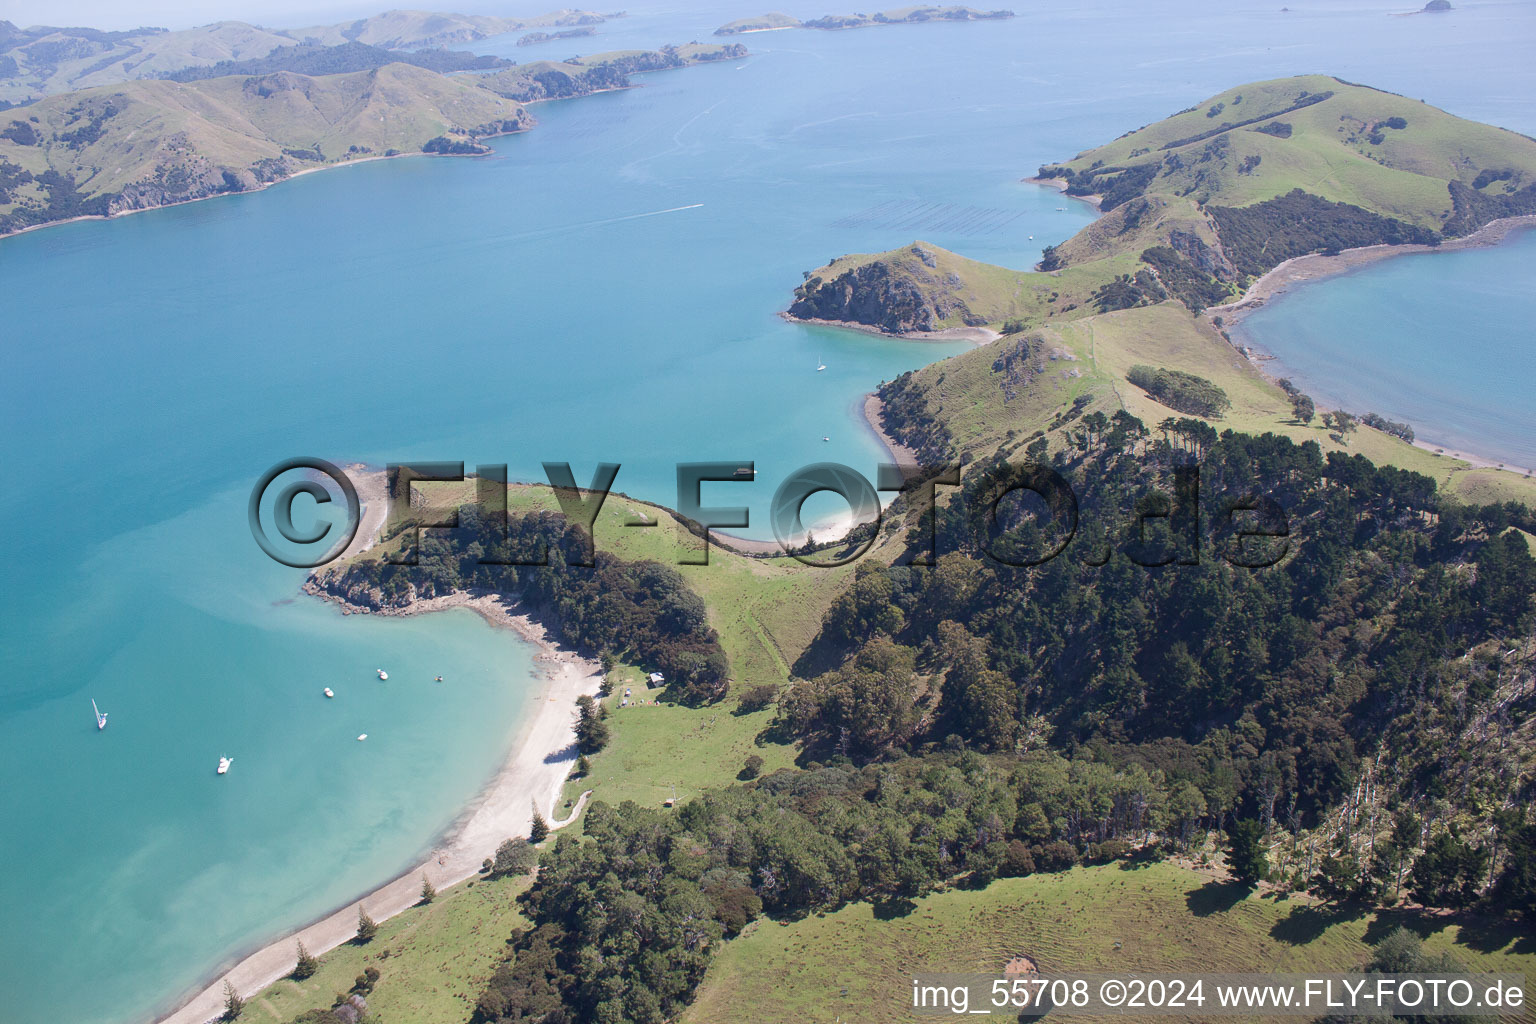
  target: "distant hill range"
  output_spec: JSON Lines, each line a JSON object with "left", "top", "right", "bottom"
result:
{"left": 0, "top": 42, "right": 744, "bottom": 236}
{"left": 715, "top": 6, "right": 1013, "bottom": 35}
{"left": 0, "top": 8, "right": 615, "bottom": 106}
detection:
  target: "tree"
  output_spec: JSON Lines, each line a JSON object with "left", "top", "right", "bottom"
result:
{"left": 737, "top": 684, "right": 778, "bottom": 712}
{"left": 492, "top": 837, "right": 536, "bottom": 876}
{"left": 575, "top": 693, "right": 610, "bottom": 753}
{"left": 355, "top": 906, "right": 378, "bottom": 943}
{"left": 1409, "top": 828, "right": 1487, "bottom": 908}
{"left": 1226, "top": 818, "right": 1268, "bottom": 886}
{"left": 1291, "top": 393, "right": 1315, "bottom": 424}
{"left": 419, "top": 875, "right": 437, "bottom": 904}
{"left": 1311, "top": 851, "right": 1368, "bottom": 903}
{"left": 292, "top": 940, "right": 319, "bottom": 980}
{"left": 740, "top": 753, "right": 764, "bottom": 780}
{"left": 530, "top": 807, "right": 550, "bottom": 843}
{"left": 574, "top": 754, "right": 592, "bottom": 776}
{"left": 221, "top": 981, "right": 245, "bottom": 1021}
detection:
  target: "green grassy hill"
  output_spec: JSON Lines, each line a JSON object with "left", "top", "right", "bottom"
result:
{"left": 1043, "top": 75, "right": 1536, "bottom": 232}
{"left": 0, "top": 42, "right": 746, "bottom": 236}
{"left": 0, "top": 63, "right": 529, "bottom": 233}
{"left": 685, "top": 861, "right": 1536, "bottom": 1024}
{"left": 714, "top": 12, "right": 803, "bottom": 35}
{"left": 787, "top": 75, "right": 1536, "bottom": 506}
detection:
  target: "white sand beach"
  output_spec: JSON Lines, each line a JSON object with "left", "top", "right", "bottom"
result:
{"left": 156, "top": 471, "right": 601, "bottom": 1024}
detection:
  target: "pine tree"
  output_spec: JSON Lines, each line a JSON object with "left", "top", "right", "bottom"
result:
{"left": 530, "top": 806, "right": 550, "bottom": 843}
{"left": 1226, "top": 818, "right": 1268, "bottom": 887}
{"left": 221, "top": 981, "right": 245, "bottom": 1020}
{"left": 355, "top": 906, "right": 378, "bottom": 943}
{"left": 292, "top": 940, "right": 319, "bottom": 980}
{"left": 419, "top": 875, "right": 437, "bottom": 905}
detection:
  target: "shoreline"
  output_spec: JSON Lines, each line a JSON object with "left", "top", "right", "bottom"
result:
{"left": 1208, "top": 213, "right": 1536, "bottom": 331}
{"left": 1211, "top": 214, "right": 1536, "bottom": 474}
{"left": 1022, "top": 175, "right": 1103, "bottom": 210}
{"left": 154, "top": 498, "right": 601, "bottom": 1024}
{"left": 779, "top": 310, "right": 1000, "bottom": 345}
{"left": 0, "top": 126, "right": 536, "bottom": 244}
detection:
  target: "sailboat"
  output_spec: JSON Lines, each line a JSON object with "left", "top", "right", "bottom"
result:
{"left": 816, "top": 356, "right": 827, "bottom": 372}
{"left": 376, "top": 668, "right": 388, "bottom": 680}
{"left": 217, "top": 756, "right": 233, "bottom": 775}
{"left": 92, "top": 699, "right": 108, "bottom": 730}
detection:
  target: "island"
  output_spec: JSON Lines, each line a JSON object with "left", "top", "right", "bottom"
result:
{"left": 786, "top": 74, "right": 1536, "bottom": 503}
{"left": 714, "top": 12, "right": 802, "bottom": 35}
{"left": 517, "top": 27, "right": 598, "bottom": 46}
{"left": 714, "top": 6, "right": 1014, "bottom": 35}
{"left": 802, "top": 5, "right": 1015, "bottom": 29}
{"left": 0, "top": 42, "right": 746, "bottom": 235}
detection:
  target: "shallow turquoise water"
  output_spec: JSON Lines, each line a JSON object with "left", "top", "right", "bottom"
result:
{"left": 3, "top": 1, "right": 1535, "bottom": 1021}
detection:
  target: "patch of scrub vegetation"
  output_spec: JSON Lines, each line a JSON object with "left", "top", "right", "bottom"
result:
{"left": 1125, "top": 363, "right": 1231, "bottom": 417}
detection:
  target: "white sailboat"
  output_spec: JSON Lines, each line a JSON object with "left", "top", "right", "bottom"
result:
{"left": 217, "top": 756, "right": 233, "bottom": 775}
{"left": 92, "top": 699, "right": 108, "bottom": 730}
{"left": 376, "top": 668, "right": 388, "bottom": 680}
{"left": 816, "top": 356, "right": 826, "bottom": 371}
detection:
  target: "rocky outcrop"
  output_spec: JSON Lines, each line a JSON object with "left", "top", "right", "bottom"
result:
{"left": 787, "top": 244, "right": 984, "bottom": 333}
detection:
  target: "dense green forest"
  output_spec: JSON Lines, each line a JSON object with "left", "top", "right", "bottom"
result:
{"left": 314, "top": 505, "right": 730, "bottom": 703}
{"left": 433, "top": 421, "right": 1535, "bottom": 1024}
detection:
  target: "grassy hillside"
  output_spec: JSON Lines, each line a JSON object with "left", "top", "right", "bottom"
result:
{"left": 788, "top": 75, "right": 1536, "bottom": 505}
{"left": 246, "top": 870, "right": 534, "bottom": 1024}
{"left": 0, "top": 63, "right": 529, "bottom": 233}
{"left": 0, "top": 9, "right": 611, "bottom": 104}
{"left": 875, "top": 299, "right": 1536, "bottom": 505}
{"left": 715, "top": 12, "right": 802, "bottom": 35}
{"left": 685, "top": 861, "right": 1536, "bottom": 1024}
{"left": 0, "top": 43, "right": 746, "bottom": 235}
{"left": 1044, "top": 75, "right": 1536, "bottom": 232}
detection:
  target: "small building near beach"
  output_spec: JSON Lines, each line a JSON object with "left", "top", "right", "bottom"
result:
{"left": 648, "top": 672, "right": 665, "bottom": 685}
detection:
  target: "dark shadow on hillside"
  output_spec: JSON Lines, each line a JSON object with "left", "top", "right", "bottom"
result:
{"left": 543, "top": 741, "right": 577, "bottom": 764}
{"left": 1363, "top": 907, "right": 1536, "bottom": 956}
{"left": 1185, "top": 879, "right": 1250, "bottom": 916}
{"left": 1270, "top": 902, "right": 1365, "bottom": 945}
{"left": 790, "top": 629, "right": 844, "bottom": 680}
{"left": 872, "top": 896, "right": 918, "bottom": 920}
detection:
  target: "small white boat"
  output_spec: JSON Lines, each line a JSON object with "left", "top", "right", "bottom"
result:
{"left": 816, "top": 357, "right": 826, "bottom": 372}
{"left": 822, "top": 436, "right": 831, "bottom": 442}
{"left": 376, "top": 669, "right": 388, "bottom": 680}
{"left": 217, "top": 756, "right": 233, "bottom": 775}
{"left": 323, "top": 687, "right": 334, "bottom": 698}
{"left": 434, "top": 675, "right": 443, "bottom": 682}
{"left": 92, "top": 699, "right": 108, "bottom": 731}
{"left": 357, "top": 733, "right": 368, "bottom": 741}
{"left": 1028, "top": 235, "right": 1034, "bottom": 240}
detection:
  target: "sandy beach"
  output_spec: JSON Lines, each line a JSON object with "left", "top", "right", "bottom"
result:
{"left": 155, "top": 470, "right": 601, "bottom": 1024}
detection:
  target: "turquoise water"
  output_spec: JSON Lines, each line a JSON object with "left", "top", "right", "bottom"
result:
{"left": 3, "top": 1, "right": 1536, "bottom": 1021}
{"left": 1238, "top": 228, "right": 1536, "bottom": 469}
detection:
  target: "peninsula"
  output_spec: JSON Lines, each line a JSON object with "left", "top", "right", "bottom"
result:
{"left": 0, "top": 42, "right": 745, "bottom": 236}
{"left": 785, "top": 74, "right": 1536, "bottom": 502}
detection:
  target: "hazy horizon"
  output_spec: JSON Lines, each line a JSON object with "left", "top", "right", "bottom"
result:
{"left": 0, "top": 0, "right": 616, "bottom": 33}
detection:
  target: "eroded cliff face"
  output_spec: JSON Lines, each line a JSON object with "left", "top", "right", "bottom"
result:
{"left": 787, "top": 245, "right": 984, "bottom": 333}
